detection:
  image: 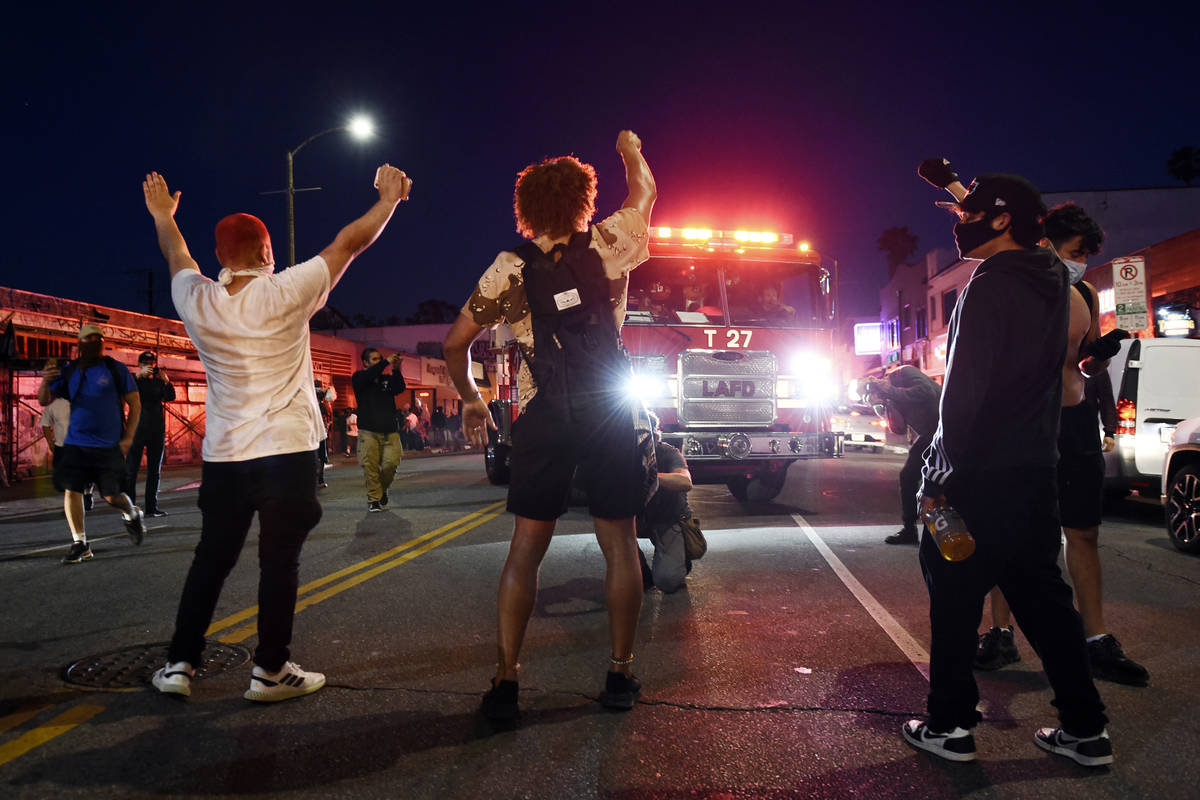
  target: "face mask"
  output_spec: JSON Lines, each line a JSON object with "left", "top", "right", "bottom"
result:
{"left": 1062, "top": 259, "right": 1086, "bottom": 284}
{"left": 953, "top": 215, "right": 1005, "bottom": 260}
{"left": 218, "top": 264, "right": 275, "bottom": 286}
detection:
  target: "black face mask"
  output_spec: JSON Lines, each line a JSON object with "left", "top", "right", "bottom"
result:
{"left": 953, "top": 215, "right": 1006, "bottom": 259}
{"left": 78, "top": 340, "right": 103, "bottom": 362}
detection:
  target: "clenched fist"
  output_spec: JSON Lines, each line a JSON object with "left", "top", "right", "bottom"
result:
{"left": 374, "top": 164, "right": 414, "bottom": 204}
{"left": 617, "top": 130, "right": 642, "bottom": 153}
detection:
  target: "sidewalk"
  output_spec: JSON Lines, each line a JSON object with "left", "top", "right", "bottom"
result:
{"left": 0, "top": 447, "right": 475, "bottom": 558}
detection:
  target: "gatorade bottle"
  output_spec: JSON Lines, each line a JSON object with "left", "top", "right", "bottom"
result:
{"left": 922, "top": 502, "right": 975, "bottom": 562}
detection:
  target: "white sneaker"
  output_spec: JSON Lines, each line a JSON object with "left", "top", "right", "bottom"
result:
{"left": 243, "top": 662, "right": 326, "bottom": 702}
{"left": 151, "top": 661, "right": 194, "bottom": 697}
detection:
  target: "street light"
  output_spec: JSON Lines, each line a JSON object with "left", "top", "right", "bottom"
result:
{"left": 281, "top": 115, "right": 374, "bottom": 267}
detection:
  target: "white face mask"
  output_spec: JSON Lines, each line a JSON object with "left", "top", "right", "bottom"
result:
{"left": 1062, "top": 258, "right": 1086, "bottom": 285}
{"left": 218, "top": 264, "right": 275, "bottom": 286}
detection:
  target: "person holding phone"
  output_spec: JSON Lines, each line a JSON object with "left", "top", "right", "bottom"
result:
{"left": 124, "top": 351, "right": 175, "bottom": 516}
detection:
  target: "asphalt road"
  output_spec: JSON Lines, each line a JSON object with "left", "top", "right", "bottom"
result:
{"left": 1, "top": 450, "right": 1197, "bottom": 799}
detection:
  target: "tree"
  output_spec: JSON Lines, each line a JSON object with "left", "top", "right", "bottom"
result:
{"left": 877, "top": 226, "right": 919, "bottom": 278}
{"left": 406, "top": 299, "right": 461, "bottom": 325}
{"left": 1166, "top": 146, "right": 1200, "bottom": 186}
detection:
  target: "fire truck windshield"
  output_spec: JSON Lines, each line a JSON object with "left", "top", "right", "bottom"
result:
{"left": 625, "top": 258, "right": 828, "bottom": 329}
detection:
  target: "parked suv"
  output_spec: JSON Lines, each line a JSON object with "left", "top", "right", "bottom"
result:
{"left": 1103, "top": 338, "right": 1200, "bottom": 496}
{"left": 1162, "top": 416, "right": 1200, "bottom": 554}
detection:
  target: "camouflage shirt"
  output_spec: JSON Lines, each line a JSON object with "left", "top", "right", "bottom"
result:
{"left": 463, "top": 208, "right": 649, "bottom": 412}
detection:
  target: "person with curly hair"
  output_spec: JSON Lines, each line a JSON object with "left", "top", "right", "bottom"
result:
{"left": 444, "top": 130, "right": 655, "bottom": 720}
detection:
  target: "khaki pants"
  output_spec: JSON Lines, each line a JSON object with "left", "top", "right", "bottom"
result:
{"left": 358, "top": 430, "right": 402, "bottom": 503}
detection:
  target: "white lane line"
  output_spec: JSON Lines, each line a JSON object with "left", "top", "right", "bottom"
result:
{"left": 791, "top": 513, "right": 930, "bottom": 681}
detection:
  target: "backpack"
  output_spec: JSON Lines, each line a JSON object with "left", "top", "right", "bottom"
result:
{"left": 57, "top": 356, "right": 129, "bottom": 435}
{"left": 514, "top": 234, "right": 632, "bottom": 417}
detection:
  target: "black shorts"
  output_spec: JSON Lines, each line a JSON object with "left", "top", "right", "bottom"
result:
{"left": 1057, "top": 401, "right": 1104, "bottom": 529}
{"left": 52, "top": 443, "right": 125, "bottom": 496}
{"left": 507, "top": 394, "right": 654, "bottom": 521}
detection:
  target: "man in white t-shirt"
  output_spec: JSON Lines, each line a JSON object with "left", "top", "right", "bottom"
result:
{"left": 142, "top": 165, "right": 412, "bottom": 702}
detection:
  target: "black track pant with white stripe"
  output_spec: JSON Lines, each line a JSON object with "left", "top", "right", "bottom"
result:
{"left": 920, "top": 466, "right": 1107, "bottom": 735}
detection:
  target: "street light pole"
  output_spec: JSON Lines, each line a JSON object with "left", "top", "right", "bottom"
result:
{"left": 272, "top": 116, "right": 375, "bottom": 267}
{"left": 284, "top": 126, "right": 343, "bottom": 267}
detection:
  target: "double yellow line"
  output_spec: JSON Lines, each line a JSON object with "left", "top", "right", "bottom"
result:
{"left": 0, "top": 703, "right": 104, "bottom": 768}
{"left": 207, "top": 500, "right": 508, "bottom": 643}
{"left": 0, "top": 501, "right": 507, "bottom": 769}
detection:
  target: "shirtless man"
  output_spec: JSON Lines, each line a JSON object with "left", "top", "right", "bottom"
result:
{"left": 973, "top": 202, "right": 1147, "bottom": 686}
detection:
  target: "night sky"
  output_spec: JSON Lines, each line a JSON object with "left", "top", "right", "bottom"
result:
{"left": 9, "top": 3, "right": 1198, "bottom": 322}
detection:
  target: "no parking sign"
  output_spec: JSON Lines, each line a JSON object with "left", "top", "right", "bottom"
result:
{"left": 1112, "top": 256, "right": 1150, "bottom": 332}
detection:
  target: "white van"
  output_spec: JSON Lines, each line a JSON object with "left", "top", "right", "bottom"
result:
{"left": 1104, "top": 337, "right": 1200, "bottom": 495}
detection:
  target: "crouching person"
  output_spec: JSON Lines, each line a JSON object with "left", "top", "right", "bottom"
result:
{"left": 637, "top": 414, "right": 695, "bottom": 593}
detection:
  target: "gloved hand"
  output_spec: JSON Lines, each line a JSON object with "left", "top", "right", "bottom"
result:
{"left": 1086, "top": 328, "right": 1130, "bottom": 360}
{"left": 918, "top": 157, "right": 959, "bottom": 189}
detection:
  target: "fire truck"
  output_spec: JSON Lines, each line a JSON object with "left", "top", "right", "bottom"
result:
{"left": 484, "top": 226, "right": 844, "bottom": 502}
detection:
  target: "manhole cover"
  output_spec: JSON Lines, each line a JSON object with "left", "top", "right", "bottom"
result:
{"left": 63, "top": 640, "right": 251, "bottom": 690}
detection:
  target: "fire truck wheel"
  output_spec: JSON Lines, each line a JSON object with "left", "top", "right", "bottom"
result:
{"left": 485, "top": 443, "right": 511, "bottom": 485}
{"left": 727, "top": 470, "right": 787, "bottom": 503}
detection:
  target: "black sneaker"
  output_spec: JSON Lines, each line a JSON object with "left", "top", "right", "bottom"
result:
{"left": 380, "top": 491, "right": 389, "bottom": 507}
{"left": 82, "top": 493, "right": 94, "bottom": 512}
{"left": 62, "top": 541, "right": 93, "bottom": 564}
{"left": 147, "top": 509, "right": 168, "bottom": 518}
{"left": 974, "top": 626, "right": 1020, "bottom": 670}
{"left": 1034, "top": 727, "right": 1113, "bottom": 767}
{"left": 901, "top": 720, "right": 977, "bottom": 762}
{"left": 885, "top": 527, "right": 919, "bottom": 545}
{"left": 368, "top": 501, "right": 383, "bottom": 513}
{"left": 480, "top": 678, "right": 519, "bottom": 721}
{"left": 1088, "top": 634, "right": 1149, "bottom": 686}
{"left": 599, "top": 671, "right": 642, "bottom": 711}
{"left": 123, "top": 507, "right": 146, "bottom": 545}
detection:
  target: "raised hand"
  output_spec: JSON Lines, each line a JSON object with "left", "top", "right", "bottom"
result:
{"left": 617, "top": 130, "right": 642, "bottom": 153}
{"left": 374, "top": 164, "right": 413, "bottom": 204}
{"left": 143, "top": 172, "right": 181, "bottom": 219}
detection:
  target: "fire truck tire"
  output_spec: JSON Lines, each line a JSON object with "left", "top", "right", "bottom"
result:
{"left": 485, "top": 443, "right": 511, "bottom": 485}
{"left": 727, "top": 470, "right": 787, "bottom": 503}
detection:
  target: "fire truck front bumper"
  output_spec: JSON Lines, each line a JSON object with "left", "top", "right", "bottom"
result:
{"left": 661, "top": 430, "right": 843, "bottom": 461}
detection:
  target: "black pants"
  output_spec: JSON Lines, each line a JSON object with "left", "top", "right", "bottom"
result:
{"left": 900, "top": 434, "right": 932, "bottom": 527}
{"left": 167, "top": 451, "right": 322, "bottom": 671}
{"left": 316, "top": 440, "right": 327, "bottom": 484}
{"left": 124, "top": 425, "right": 165, "bottom": 511}
{"left": 921, "top": 466, "right": 1107, "bottom": 735}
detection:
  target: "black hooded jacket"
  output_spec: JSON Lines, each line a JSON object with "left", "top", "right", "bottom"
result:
{"left": 875, "top": 365, "right": 941, "bottom": 439}
{"left": 921, "top": 248, "right": 1068, "bottom": 496}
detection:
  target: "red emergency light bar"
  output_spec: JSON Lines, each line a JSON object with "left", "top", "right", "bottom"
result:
{"left": 652, "top": 227, "right": 799, "bottom": 248}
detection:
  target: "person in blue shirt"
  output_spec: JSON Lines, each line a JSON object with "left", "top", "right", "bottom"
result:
{"left": 38, "top": 324, "right": 147, "bottom": 564}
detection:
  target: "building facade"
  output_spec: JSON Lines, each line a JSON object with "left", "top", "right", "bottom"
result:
{"left": 0, "top": 288, "right": 486, "bottom": 482}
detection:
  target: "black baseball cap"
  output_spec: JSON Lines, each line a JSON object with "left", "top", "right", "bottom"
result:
{"left": 940, "top": 173, "right": 1046, "bottom": 221}
{"left": 138, "top": 351, "right": 157, "bottom": 364}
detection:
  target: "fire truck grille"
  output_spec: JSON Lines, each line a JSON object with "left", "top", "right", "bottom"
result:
{"left": 678, "top": 350, "right": 777, "bottom": 426}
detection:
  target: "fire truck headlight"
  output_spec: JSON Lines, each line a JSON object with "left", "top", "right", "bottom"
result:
{"left": 847, "top": 379, "right": 863, "bottom": 403}
{"left": 800, "top": 374, "right": 839, "bottom": 403}
{"left": 627, "top": 373, "right": 667, "bottom": 401}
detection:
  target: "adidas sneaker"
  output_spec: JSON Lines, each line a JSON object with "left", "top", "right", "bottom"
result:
{"left": 243, "top": 662, "right": 325, "bottom": 702}
{"left": 151, "top": 661, "right": 195, "bottom": 698}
